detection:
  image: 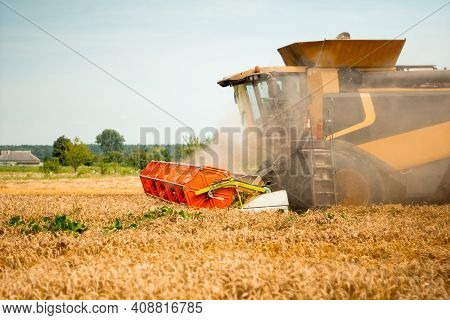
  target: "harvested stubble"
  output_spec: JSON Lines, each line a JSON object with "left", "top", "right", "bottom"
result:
{"left": 0, "top": 178, "right": 448, "bottom": 299}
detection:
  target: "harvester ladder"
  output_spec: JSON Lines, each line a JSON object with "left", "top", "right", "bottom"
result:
{"left": 307, "top": 116, "right": 337, "bottom": 207}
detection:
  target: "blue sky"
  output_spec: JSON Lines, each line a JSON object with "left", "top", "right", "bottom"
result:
{"left": 0, "top": 0, "right": 449, "bottom": 144}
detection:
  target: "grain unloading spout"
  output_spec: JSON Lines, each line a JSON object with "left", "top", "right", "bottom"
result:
{"left": 140, "top": 161, "right": 289, "bottom": 211}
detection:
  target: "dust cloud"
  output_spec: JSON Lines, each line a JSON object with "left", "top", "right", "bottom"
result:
{"left": 187, "top": 110, "right": 260, "bottom": 174}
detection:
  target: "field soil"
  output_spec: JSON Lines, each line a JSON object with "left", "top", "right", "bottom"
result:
{"left": 0, "top": 176, "right": 141, "bottom": 195}
{"left": 0, "top": 177, "right": 448, "bottom": 299}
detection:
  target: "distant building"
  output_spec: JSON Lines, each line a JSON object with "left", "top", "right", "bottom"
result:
{"left": 0, "top": 150, "right": 41, "bottom": 165}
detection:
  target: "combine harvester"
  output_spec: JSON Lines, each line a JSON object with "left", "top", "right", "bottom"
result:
{"left": 141, "top": 34, "right": 450, "bottom": 210}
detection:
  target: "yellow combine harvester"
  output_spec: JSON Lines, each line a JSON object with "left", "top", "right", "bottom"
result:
{"left": 218, "top": 34, "right": 450, "bottom": 209}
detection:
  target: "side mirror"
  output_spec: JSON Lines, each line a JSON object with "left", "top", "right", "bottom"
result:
{"left": 268, "top": 78, "right": 279, "bottom": 98}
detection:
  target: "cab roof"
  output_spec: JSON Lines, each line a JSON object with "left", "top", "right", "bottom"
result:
{"left": 217, "top": 66, "right": 306, "bottom": 87}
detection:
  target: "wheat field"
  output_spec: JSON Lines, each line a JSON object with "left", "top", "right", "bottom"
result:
{"left": 0, "top": 177, "right": 448, "bottom": 299}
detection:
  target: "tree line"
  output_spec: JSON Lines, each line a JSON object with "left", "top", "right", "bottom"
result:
{"left": 1, "top": 129, "right": 206, "bottom": 173}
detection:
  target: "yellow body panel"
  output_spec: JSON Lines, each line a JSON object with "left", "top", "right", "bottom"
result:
{"left": 357, "top": 121, "right": 450, "bottom": 170}
{"left": 307, "top": 68, "right": 339, "bottom": 135}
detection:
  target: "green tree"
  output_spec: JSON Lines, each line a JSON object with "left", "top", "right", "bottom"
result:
{"left": 95, "top": 129, "right": 125, "bottom": 153}
{"left": 175, "top": 136, "right": 205, "bottom": 160}
{"left": 65, "top": 137, "right": 94, "bottom": 172}
{"left": 42, "top": 157, "right": 61, "bottom": 174}
{"left": 125, "top": 149, "right": 145, "bottom": 169}
{"left": 160, "top": 146, "right": 172, "bottom": 162}
{"left": 52, "top": 136, "right": 72, "bottom": 165}
{"left": 104, "top": 151, "right": 124, "bottom": 164}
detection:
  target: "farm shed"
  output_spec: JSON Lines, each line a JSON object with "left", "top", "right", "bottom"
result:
{"left": 0, "top": 150, "right": 41, "bottom": 165}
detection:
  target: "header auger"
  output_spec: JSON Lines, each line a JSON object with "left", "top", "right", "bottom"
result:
{"left": 140, "top": 160, "right": 289, "bottom": 210}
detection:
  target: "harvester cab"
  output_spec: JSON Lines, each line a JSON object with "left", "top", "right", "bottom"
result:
{"left": 219, "top": 66, "right": 307, "bottom": 131}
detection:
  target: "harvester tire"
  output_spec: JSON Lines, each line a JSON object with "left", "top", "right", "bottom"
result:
{"left": 334, "top": 150, "right": 385, "bottom": 205}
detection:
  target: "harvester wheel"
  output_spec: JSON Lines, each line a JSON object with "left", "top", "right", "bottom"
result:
{"left": 334, "top": 151, "right": 385, "bottom": 205}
